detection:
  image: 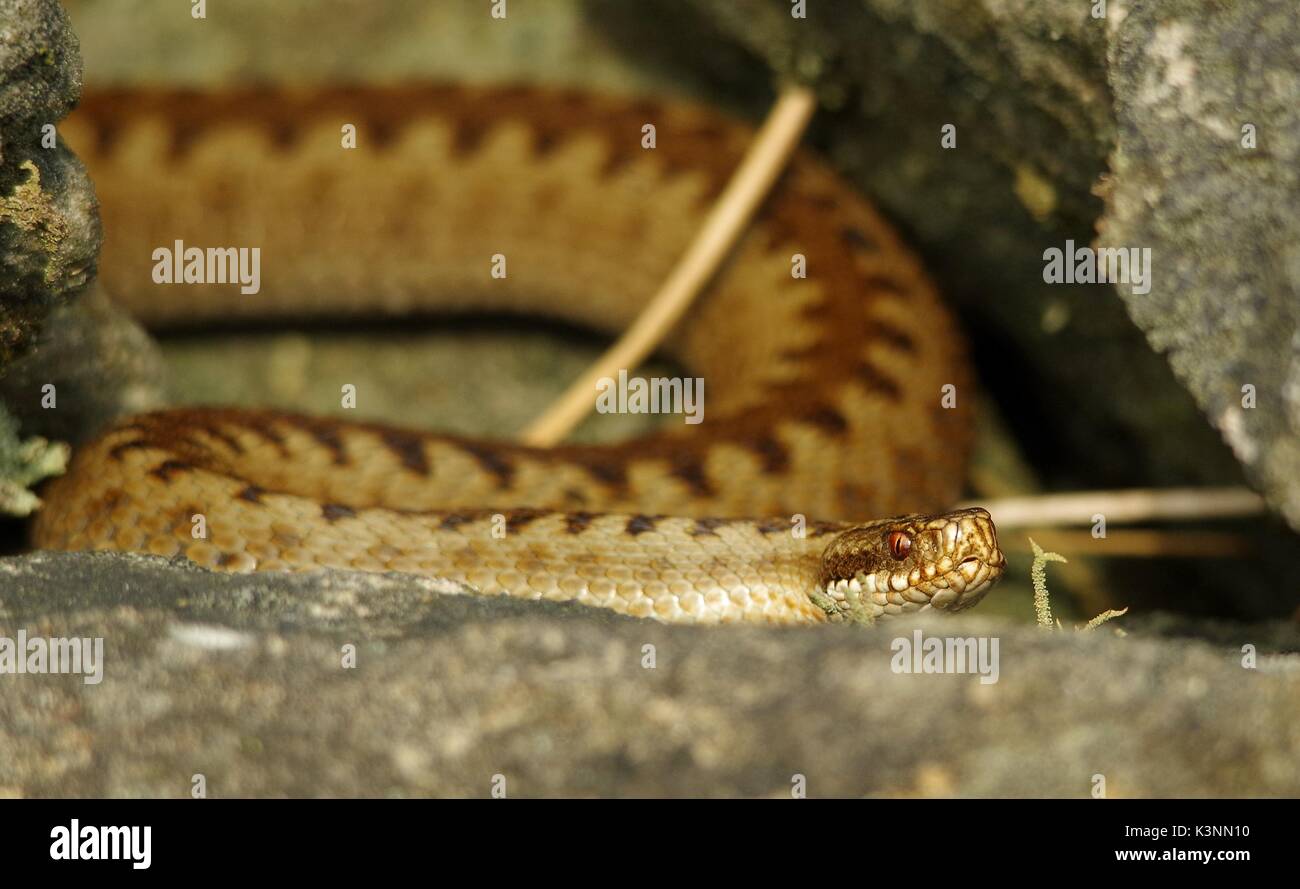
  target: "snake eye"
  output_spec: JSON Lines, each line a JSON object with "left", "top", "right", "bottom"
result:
{"left": 887, "top": 530, "right": 911, "bottom": 560}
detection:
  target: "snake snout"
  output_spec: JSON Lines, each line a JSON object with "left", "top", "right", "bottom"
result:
{"left": 940, "top": 509, "right": 1006, "bottom": 610}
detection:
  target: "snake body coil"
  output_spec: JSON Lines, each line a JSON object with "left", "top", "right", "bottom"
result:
{"left": 33, "top": 85, "right": 1005, "bottom": 624}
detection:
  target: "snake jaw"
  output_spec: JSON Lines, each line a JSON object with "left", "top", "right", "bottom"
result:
{"left": 814, "top": 507, "right": 1006, "bottom": 621}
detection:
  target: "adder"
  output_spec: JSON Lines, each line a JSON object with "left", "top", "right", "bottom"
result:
{"left": 33, "top": 85, "right": 1006, "bottom": 625}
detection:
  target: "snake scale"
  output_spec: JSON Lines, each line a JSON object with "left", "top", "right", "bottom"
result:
{"left": 32, "top": 85, "right": 1006, "bottom": 624}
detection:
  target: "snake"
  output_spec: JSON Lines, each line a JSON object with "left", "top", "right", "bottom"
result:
{"left": 30, "top": 84, "right": 1006, "bottom": 625}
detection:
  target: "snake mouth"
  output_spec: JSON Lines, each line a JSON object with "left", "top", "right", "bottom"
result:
{"left": 817, "top": 554, "right": 1004, "bottom": 620}
{"left": 947, "top": 551, "right": 1005, "bottom": 608}
{"left": 958, "top": 552, "right": 1004, "bottom": 577}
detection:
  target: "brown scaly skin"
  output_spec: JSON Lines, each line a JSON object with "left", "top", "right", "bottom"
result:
{"left": 33, "top": 85, "right": 1002, "bottom": 624}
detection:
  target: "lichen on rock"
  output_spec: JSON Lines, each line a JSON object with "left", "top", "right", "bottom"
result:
{"left": 0, "top": 399, "right": 66, "bottom": 515}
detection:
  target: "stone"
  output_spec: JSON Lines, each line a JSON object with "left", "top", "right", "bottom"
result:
{"left": 0, "top": 0, "right": 99, "bottom": 368}
{"left": 1099, "top": 0, "right": 1300, "bottom": 530}
{"left": 0, "top": 550, "right": 1296, "bottom": 797}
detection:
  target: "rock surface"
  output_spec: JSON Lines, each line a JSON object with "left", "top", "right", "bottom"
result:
{"left": 0, "top": 0, "right": 97, "bottom": 367}
{"left": 0, "top": 0, "right": 111, "bottom": 514}
{"left": 1099, "top": 0, "right": 1300, "bottom": 530}
{"left": 1, "top": 550, "right": 1297, "bottom": 797}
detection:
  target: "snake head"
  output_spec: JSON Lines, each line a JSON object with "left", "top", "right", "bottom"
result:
{"left": 817, "top": 507, "right": 1006, "bottom": 620}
